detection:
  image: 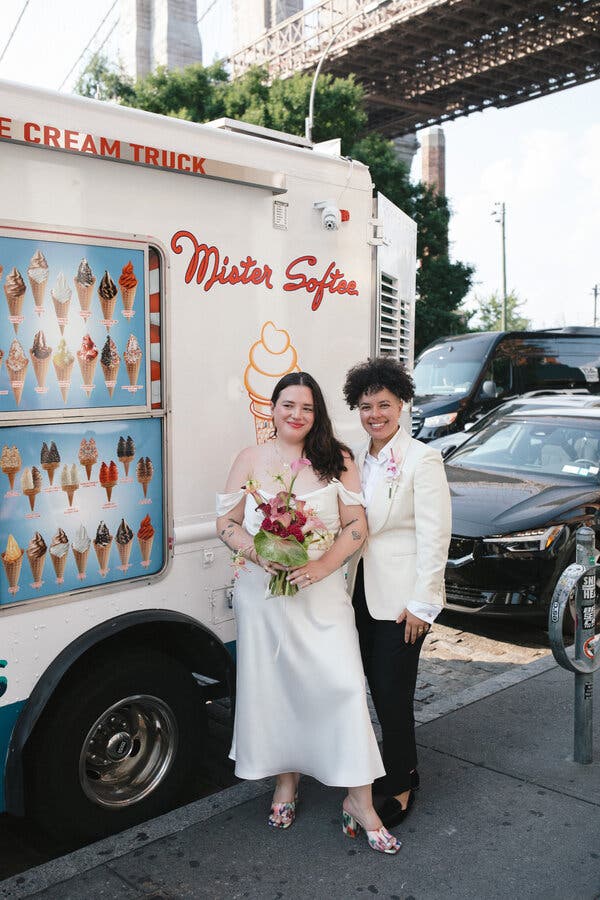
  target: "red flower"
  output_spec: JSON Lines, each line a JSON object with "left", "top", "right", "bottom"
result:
{"left": 261, "top": 517, "right": 273, "bottom": 531}
{"left": 294, "top": 510, "right": 307, "bottom": 527}
{"left": 288, "top": 525, "right": 304, "bottom": 542}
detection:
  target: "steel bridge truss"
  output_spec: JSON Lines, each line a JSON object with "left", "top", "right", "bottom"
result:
{"left": 229, "top": 0, "right": 600, "bottom": 136}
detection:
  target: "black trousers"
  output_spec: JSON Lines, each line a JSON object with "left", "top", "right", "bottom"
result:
{"left": 352, "top": 560, "right": 424, "bottom": 795}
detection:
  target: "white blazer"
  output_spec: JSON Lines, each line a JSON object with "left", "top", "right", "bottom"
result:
{"left": 349, "top": 427, "right": 452, "bottom": 621}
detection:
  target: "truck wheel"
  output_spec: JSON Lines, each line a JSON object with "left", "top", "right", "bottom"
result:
{"left": 27, "top": 649, "right": 207, "bottom": 844}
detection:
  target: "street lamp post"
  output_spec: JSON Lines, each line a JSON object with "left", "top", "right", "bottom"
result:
{"left": 305, "top": 0, "right": 392, "bottom": 143}
{"left": 592, "top": 284, "right": 598, "bottom": 328}
{"left": 492, "top": 201, "right": 507, "bottom": 331}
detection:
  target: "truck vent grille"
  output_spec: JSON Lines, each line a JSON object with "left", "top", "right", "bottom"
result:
{"left": 377, "top": 272, "right": 410, "bottom": 363}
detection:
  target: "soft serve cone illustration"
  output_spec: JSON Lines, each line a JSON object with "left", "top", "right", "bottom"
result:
{"left": 244, "top": 322, "right": 300, "bottom": 444}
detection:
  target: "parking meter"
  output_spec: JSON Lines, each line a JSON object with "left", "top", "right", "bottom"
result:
{"left": 548, "top": 526, "right": 600, "bottom": 764}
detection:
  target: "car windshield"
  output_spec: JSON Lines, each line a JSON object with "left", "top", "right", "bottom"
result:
{"left": 448, "top": 417, "right": 600, "bottom": 480}
{"left": 413, "top": 342, "right": 484, "bottom": 396}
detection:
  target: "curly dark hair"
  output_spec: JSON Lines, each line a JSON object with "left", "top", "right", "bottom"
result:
{"left": 271, "top": 372, "right": 352, "bottom": 481}
{"left": 343, "top": 357, "right": 415, "bottom": 409}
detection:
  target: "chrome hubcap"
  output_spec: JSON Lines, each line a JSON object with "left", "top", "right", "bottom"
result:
{"left": 79, "top": 694, "right": 178, "bottom": 808}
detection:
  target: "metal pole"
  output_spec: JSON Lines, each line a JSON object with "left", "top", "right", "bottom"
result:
{"left": 574, "top": 525, "right": 595, "bottom": 764}
{"left": 305, "top": 0, "right": 391, "bottom": 142}
{"left": 593, "top": 284, "right": 598, "bottom": 328}
{"left": 501, "top": 202, "right": 507, "bottom": 332}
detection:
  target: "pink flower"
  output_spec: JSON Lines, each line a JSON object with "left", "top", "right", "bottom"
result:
{"left": 302, "top": 513, "right": 327, "bottom": 535}
{"left": 277, "top": 511, "right": 293, "bottom": 530}
{"left": 290, "top": 458, "right": 311, "bottom": 476}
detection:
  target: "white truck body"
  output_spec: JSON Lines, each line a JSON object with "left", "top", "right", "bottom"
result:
{"left": 0, "top": 80, "right": 416, "bottom": 837}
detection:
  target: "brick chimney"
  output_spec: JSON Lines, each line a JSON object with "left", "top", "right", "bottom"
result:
{"left": 421, "top": 127, "right": 445, "bottom": 195}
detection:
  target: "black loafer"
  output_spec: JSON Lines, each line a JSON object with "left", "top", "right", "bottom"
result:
{"left": 375, "top": 789, "right": 415, "bottom": 829}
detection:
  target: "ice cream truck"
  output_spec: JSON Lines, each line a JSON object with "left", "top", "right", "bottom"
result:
{"left": 0, "top": 80, "right": 416, "bottom": 841}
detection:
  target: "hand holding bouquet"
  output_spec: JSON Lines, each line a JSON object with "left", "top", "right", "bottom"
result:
{"left": 245, "top": 459, "right": 331, "bottom": 596}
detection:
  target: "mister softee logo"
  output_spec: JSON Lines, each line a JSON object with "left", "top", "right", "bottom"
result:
{"left": 171, "top": 231, "right": 360, "bottom": 311}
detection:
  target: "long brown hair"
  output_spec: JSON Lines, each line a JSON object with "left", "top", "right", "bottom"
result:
{"left": 271, "top": 372, "right": 352, "bottom": 480}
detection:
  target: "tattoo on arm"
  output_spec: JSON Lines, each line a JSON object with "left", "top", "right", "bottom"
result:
{"left": 341, "top": 517, "right": 359, "bottom": 533}
{"left": 351, "top": 530, "right": 362, "bottom": 541}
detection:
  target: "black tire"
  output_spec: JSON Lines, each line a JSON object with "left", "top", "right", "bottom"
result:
{"left": 26, "top": 648, "right": 207, "bottom": 844}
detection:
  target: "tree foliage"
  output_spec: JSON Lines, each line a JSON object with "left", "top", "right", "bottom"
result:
{"left": 471, "top": 291, "right": 531, "bottom": 332}
{"left": 76, "top": 57, "right": 474, "bottom": 352}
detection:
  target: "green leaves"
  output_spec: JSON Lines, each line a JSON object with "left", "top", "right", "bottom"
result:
{"left": 254, "top": 531, "right": 308, "bottom": 567}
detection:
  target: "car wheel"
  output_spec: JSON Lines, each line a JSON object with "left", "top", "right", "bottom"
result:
{"left": 27, "top": 649, "right": 207, "bottom": 844}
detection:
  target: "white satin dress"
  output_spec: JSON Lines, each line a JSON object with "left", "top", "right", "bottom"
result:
{"left": 216, "top": 480, "right": 385, "bottom": 787}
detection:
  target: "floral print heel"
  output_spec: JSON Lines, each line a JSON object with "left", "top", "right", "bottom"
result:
{"left": 268, "top": 794, "right": 298, "bottom": 829}
{"left": 342, "top": 810, "right": 401, "bottom": 854}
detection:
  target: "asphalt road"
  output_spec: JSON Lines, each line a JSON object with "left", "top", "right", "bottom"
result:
{"left": 0, "top": 611, "right": 551, "bottom": 882}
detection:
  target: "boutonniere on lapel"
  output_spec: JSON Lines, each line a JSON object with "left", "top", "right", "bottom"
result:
{"left": 385, "top": 449, "right": 402, "bottom": 499}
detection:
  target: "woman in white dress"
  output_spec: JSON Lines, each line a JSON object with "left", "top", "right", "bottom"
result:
{"left": 216, "top": 372, "right": 400, "bottom": 854}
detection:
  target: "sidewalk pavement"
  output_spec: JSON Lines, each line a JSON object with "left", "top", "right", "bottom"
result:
{"left": 1, "top": 656, "right": 599, "bottom": 900}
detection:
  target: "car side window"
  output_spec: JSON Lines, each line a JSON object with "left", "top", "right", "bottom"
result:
{"left": 478, "top": 354, "right": 511, "bottom": 399}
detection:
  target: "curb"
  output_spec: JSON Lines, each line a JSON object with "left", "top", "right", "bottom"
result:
{"left": 0, "top": 653, "right": 558, "bottom": 898}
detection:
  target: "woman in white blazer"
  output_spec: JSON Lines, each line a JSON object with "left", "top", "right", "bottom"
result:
{"left": 343, "top": 358, "right": 452, "bottom": 828}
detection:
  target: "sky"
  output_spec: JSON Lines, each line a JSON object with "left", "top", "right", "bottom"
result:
{"left": 2, "top": 0, "right": 599, "bottom": 330}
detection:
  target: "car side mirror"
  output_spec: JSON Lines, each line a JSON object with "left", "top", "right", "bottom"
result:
{"left": 481, "top": 380, "right": 497, "bottom": 398}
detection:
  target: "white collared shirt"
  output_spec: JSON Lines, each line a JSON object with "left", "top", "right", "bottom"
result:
{"left": 361, "top": 432, "right": 441, "bottom": 625}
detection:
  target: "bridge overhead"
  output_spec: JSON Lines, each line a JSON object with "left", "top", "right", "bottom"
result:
{"left": 229, "top": 0, "right": 600, "bottom": 136}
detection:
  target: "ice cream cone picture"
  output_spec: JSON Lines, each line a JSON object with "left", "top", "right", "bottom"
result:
{"left": 2, "top": 535, "right": 24, "bottom": 594}
{"left": 6, "top": 339, "right": 29, "bottom": 405}
{"left": 77, "top": 335, "right": 98, "bottom": 398}
{"left": 117, "top": 435, "right": 135, "bottom": 476}
{"left": 26, "top": 532, "right": 47, "bottom": 588}
{"left": 116, "top": 519, "right": 134, "bottom": 570}
{"left": 4, "top": 268, "right": 26, "bottom": 333}
{"left": 136, "top": 456, "right": 154, "bottom": 498}
{"left": 21, "top": 466, "right": 42, "bottom": 511}
{"left": 1, "top": 445, "right": 21, "bottom": 492}
{"left": 119, "top": 261, "right": 138, "bottom": 314}
{"left": 123, "top": 335, "right": 143, "bottom": 387}
{"left": 98, "top": 270, "right": 118, "bottom": 327}
{"left": 72, "top": 547, "right": 90, "bottom": 579}
{"left": 99, "top": 460, "right": 119, "bottom": 503}
{"left": 30, "top": 331, "right": 52, "bottom": 391}
{"left": 28, "top": 250, "right": 49, "bottom": 312}
{"left": 72, "top": 525, "right": 91, "bottom": 580}
{"left": 100, "top": 335, "right": 120, "bottom": 397}
{"left": 137, "top": 515, "right": 155, "bottom": 567}
{"left": 94, "top": 522, "right": 113, "bottom": 576}
{"left": 61, "top": 463, "right": 81, "bottom": 508}
{"left": 74, "top": 258, "right": 95, "bottom": 314}
{"left": 78, "top": 438, "right": 98, "bottom": 482}
{"left": 50, "top": 528, "right": 69, "bottom": 583}
{"left": 51, "top": 272, "right": 72, "bottom": 335}
{"left": 53, "top": 339, "right": 75, "bottom": 404}
{"left": 40, "top": 441, "right": 60, "bottom": 485}
{"left": 244, "top": 321, "right": 301, "bottom": 444}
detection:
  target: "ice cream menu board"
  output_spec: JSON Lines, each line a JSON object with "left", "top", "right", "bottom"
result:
{"left": 0, "top": 235, "right": 147, "bottom": 413}
{"left": 0, "top": 417, "right": 164, "bottom": 606}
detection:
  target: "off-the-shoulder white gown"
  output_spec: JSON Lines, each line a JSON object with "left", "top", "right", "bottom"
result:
{"left": 216, "top": 480, "right": 384, "bottom": 787}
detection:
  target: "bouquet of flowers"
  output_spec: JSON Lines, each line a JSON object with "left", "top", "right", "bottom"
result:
{"left": 244, "top": 458, "right": 332, "bottom": 596}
